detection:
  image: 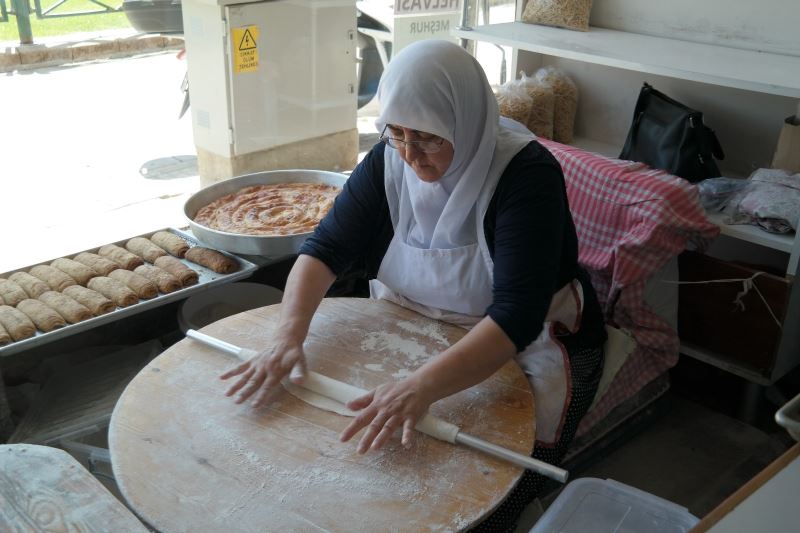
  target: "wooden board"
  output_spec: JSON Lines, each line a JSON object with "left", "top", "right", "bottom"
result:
{"left": 109, "top": 297, "right": 535, "bottom": 532}
{"left": 0, "top": 443, "right": 147, "bottom": 531}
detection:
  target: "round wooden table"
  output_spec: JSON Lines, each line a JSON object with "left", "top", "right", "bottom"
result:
{"left": 109, "top": 298, "right": 534, "bottom": 532}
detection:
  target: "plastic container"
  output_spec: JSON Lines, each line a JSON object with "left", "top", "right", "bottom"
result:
{"left": 531, "top": 478, "right": 699, "bottom": 533}
{"left": 177, "top": 282, "right": 283, "bottom": 332}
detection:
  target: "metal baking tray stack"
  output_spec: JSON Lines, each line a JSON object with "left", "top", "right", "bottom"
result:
{"left": 0, "top": 228, "right": 258, "bottom": 357}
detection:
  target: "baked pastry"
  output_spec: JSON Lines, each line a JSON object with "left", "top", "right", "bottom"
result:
{"left": 9, "top": 272, "right": 50, "bottom": 299}
{"left": 0, "top": 322, "right": 10, "bottom": 346}
{"left": 51, "top": 257, "right": 98, "bottom": 286}
{"left": 17, "top": 298, "right": 66, "bottom": 332}
{"left": 153, "top": 256, "right": 199, "bottom": 286}
{"left": 87, "top": 277, "right": 138, "bottom": 307}
{"left": 97, "top": 244, "right": 144, "bottom": 270}
{"left": 38, "top": 291, "right": 92, "bottom": 324}
{"left": 134, "top": 264, "right": 181, "bottom": 294}
{"left": 185, "top": 247, "right": 238, "bottom": 274}
{"left": 0, "top": 305, "right": 36, "bottom": 341}
{"left": 126, "top": 237, "right": 167, "bottom": 263}
{"left": 0, "top": 278, "right": 28, "bottom": 306}
{"left": 108, "top": 269, "right": 158, "bottom": 299}
{"left": 150, "top": 231, "right": 190, "bottom": 258}
{"left": 62, "top": 285, "right": 115, "bottom": 316}
{"left": 28, "top": 265, "right": 77, "bottom": 292}
{"left": 72, "top": 252, "right": 121, "bottom": 276}
{"left": 193, "top": 182, "right": 340, "bottom": 236}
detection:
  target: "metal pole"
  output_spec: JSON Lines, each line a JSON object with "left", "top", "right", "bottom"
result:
{"left": 11, "top": 0, "right": 33, "bottom": 45}
{"left": 457, "top": 0, "right": 472, "bottom": 50}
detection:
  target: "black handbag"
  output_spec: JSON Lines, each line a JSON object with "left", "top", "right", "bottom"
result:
{"left": 619, "top": 83, "right": 725, "bottom": 183}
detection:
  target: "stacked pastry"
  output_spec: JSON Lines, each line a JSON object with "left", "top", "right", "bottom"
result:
{"left": 0, "top": 230, "right": 239, "bottom": 347}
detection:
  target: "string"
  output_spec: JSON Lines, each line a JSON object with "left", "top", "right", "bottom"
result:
{"left": 661, "top": 272, "right": 782, "bottom": 328}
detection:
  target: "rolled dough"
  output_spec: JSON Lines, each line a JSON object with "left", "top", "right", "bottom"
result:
{"left": 239, "top": 348, "right": 461, "bottom": 443}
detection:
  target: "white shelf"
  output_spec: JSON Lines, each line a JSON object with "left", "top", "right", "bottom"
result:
{"left": 454, "top": 22, "right": 800, "bottom": 98}
{"left": 706, "top": 212, "right": 795, "bottom": 253}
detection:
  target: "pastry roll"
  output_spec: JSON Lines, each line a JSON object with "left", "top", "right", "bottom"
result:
{"left": 73, "top": 252, "right": 121, "bottom": 276}
{"left": 134, "top": 264, "right": 181, "bottom": 294}
{"left": 51, "top": 257, "right": 98, "bottom": 286}
{"left": 0, "top": 322, "right": 10, "bottom": 346}
{"left": 0, "top": 278, "right": 28, "bottom": 306}
{"left": 154, "top": 256, "right": 199, "bottom": 286}
{"left": 150, "top": 231, "right": 190, "bottom": 258}
{"left": 108, "top": 269, "right": 158, "bottom": 299}
{"left": 38, "top": 291, "right": 93, "bottom": 324}
{"left": 126, "top": 237, "right": 167, "bottom": 263}
{"left": 185, "top": 247, "right": 238, "bottom": 274}
{"left": 17, "top": 299, "right": 66, "bottom": 332}
{"left": 97, "top": 244, "right": 144, "bottom": 270}
{"left": 29, "top": 265, "right": 77, "bottom": 292}
{"left": 87, "top": 277, "right": 138, "bottom": 307}
{"left": 9, "top": 272, "right": 50, "bottom": 299}
{"left": 63, "top": 285, "right": 115, "bottom": 316}
{"left": 0, "top": 305, "right": 36, "bottom": 341}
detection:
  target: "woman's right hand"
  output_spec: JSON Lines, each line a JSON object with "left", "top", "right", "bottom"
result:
{"left": 219, "top": 336, "right": 308, "bottom": 408}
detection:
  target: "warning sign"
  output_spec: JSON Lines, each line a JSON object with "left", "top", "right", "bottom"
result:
{"left": 232, "top": 25, "right": 259, "bottom": 74}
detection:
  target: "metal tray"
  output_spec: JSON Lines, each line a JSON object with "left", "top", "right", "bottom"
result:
{"left": 183, "top": 169, "right": 348, "bottom": 256}
{"left": 0, "top": 228, "right": 258, "bottom": 358}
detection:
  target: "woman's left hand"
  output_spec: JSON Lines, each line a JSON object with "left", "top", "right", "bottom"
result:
{"left": 340, "top": 377, "right": 435, "bottom": 453}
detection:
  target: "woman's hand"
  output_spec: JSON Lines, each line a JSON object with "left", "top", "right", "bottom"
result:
{"left": 219, "top": 337, "right": 308, "bottom": 408}
{"left": 339, "top": 376, "right": 436, "bottom": 453}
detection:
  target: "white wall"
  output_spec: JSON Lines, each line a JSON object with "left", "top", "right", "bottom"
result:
{"left": 515, "top": 0, "right": 799, "bottom": 175}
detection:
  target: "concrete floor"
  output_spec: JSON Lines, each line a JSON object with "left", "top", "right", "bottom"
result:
{"left": 3, "top": 50, "right": 797, "bottom": 531}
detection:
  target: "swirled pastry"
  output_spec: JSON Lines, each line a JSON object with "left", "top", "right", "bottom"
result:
{"left": 193, "top": 183, "right": 340, "bottom": 236}
{"left": 150, "top": 231, "right": 190, "bottom": 258}
{"left": 0, "top": 278, "right": 28, "bottom": 307}
{"left": 0, "top": 305, "right": 36, "bottom": 341}
{"left": 17, "top": 299, "right": 66, "bottom": 332}
{"left": 9, "top": 272, "right": 50, "bottom": 299}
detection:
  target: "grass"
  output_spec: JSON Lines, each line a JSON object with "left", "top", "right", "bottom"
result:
{"left": 0, "top": 0, "right": 131, "bottom": 43}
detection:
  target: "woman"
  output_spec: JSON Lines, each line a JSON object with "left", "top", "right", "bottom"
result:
{"left": 221, "top": 40, "right": 606, "bottom": 530}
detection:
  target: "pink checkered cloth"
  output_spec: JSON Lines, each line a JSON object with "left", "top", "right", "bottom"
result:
{"left": 539, "top": 140, "right": 720, "bottom": 435}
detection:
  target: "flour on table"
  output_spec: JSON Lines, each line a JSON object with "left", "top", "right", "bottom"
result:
{"left": 392, "top": 368, "right": 413, "bottom": 379}
{"left": 360, "top": 332, "right": 433, "bottom": 363}
{"left": 364, "top": 363, "right": 384, "bottom": 372}
{"left": 397, "top": 320, "right": 450, "bottom": 347}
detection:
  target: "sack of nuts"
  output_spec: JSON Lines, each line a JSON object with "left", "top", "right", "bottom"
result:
{"left": 535, "top": 66, "right": 578, "bottom": 144}
{"left": 518, "top": 71, "right": 555, "bottom": 140}
{"left": 494, "top": 81, "right": 533, "bottom": 127}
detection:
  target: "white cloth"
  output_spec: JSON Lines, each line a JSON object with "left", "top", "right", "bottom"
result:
{"left": 375, "top": 40, "right": 533, "bottom": 250}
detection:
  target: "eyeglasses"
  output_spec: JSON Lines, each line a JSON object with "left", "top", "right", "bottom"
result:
{"left": 379, "top": 125, "right": 445, "bottom": 154}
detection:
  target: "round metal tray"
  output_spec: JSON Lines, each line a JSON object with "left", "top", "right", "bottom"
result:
{"left": 184, "top": 169, "right": 348, "bottom": 256}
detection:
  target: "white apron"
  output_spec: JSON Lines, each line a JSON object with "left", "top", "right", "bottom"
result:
{"left": 370, "top": 144, "right": 585, "bottom": 446}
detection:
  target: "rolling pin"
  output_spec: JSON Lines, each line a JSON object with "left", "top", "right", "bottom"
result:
{"left": 186, "top": 328, "right": 569, "bottom": 483}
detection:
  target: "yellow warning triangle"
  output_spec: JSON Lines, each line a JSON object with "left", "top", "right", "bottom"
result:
{"left": 239, "top": 29, "right": 257, "bottom": 51}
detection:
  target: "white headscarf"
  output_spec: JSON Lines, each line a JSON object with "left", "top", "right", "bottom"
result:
{"left": 376, "top": 40, "right": 534, "bottom": 250}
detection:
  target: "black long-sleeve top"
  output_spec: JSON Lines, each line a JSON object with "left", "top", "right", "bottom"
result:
{"left": 300, "top": 141, "right": 606, "bottom": 352}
